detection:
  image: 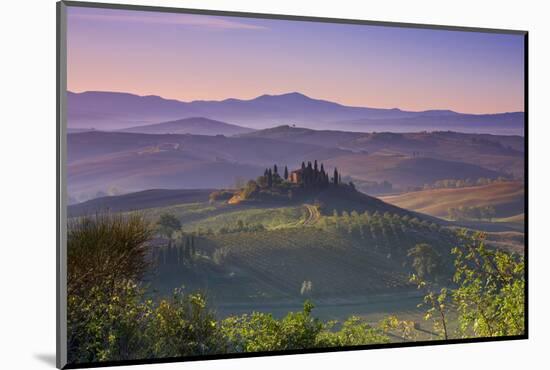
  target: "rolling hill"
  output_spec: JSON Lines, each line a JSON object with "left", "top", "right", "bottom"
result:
{"left": 380, "top": 181, "right": 524, "bottom": 219}
{"left": 67, "top": 131, "right": 351, "bottom": 202}
{"left": 238, "top": 125, "right": 362, "bottom": 148}
{"left": 67, "top": 127, "right": 523, "bottom": 202}
{"left": 325, "top": 152, "right": 508, "bottom": 189}
{"left": 68, "top": 90, "right": 524, "bottom": 134}
{"left": 243, "top": 126, "right": 524, "bottom": 177}
{"left": 68, "top": 182, "right": 521, "bottom": 310}
{"left": 68, "top": 188, "right": 214, "bottom": 217}
{"left": 120, "top": 117, "right": 254, "bottom": 136}
{"left": 71, "top": 185, "right": 457, "bottom": 303}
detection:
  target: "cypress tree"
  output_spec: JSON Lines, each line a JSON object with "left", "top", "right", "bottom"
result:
{"left": 268, "top": 168, "right": 273, "bottom": 187}
{"left": 190, "top": 236, "right": 196, "bottom": 257}
{"left": 184, "top": 236, "right": 190, "bottom": 260}
{"left": 284, "top": 166, "right": 289, "bottom": 180}
{"left": 314, "top": 160, "right": 319, "bottom": 184}
{"left": 274, "top": 164, "right": 278, "bottom": 175}
{"left": 334, "top": 168, "right": 339, "bottom": 185}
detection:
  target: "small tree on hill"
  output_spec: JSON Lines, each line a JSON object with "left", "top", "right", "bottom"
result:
{"left": 267, "top": 168, "right": 273, "bottom": 188}
{"left": 158, "top": 213, "right": 182, "bottom": 239}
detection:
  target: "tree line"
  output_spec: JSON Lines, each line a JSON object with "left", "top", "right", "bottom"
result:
{"left": 425, "top": 176, "right": 513, "bottom": 190}
{"left": 448, "top": 205, "right": 496, "bottom": 221}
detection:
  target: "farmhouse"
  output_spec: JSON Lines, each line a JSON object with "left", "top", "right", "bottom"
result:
{"left": 290, "top": 169, "right": 303, "bottom": 184}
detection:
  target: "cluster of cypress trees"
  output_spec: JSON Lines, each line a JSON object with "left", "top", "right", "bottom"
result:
{"left": 261, "top": 161, "right": 341, "bottom": 189}
{"left": 263, "top": 166, "right": 277, "bottom": 188}
{"left": 155, "top": 235, "right": 196, "bottom": 266}
{"left": 299, "top": 160, "right": 341, "bottom": 188}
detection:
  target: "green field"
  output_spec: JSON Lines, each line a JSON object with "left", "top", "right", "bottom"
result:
{"left": 69, "top": 185, "right": 523, "bottom": 346}
{"left": 148, "top": 203, "right": 457, "bottom": 301}
{"left": 180, "top": 205, "right": 307, "bottom": 232}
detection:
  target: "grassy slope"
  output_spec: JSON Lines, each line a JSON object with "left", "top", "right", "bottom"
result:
{"left": 496, "top": 213, "right": 525, "bottom": 223}
{"left": 69, "top": 189, "right": 214, "bottom": 217}
{"left": 324, "top": 152, "right": 507, "bottom": 189}
{"left": 150, "top": 207, "right": 458, "bottom": 302}
{"left": 180, "top": 206, "right": 307, "bottom": 232}
{"left": 380, "top": 181, "right": 524, "bottom": 219}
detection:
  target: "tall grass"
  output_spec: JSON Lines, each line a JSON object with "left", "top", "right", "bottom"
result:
{"left": 67, "top": 213, "right": 154, "bottom": 295}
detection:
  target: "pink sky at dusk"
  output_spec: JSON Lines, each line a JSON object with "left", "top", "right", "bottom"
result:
{"left": 67, "top": 7, "right": 525, "bottom": 114}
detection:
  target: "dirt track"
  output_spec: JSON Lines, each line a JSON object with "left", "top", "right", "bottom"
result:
{"left": 302, "top": 204, "right": 320, "bottom": 225}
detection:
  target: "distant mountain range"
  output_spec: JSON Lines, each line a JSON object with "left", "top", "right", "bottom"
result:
{"left": 67, "top": 91, "right": 524, "bottom": 135}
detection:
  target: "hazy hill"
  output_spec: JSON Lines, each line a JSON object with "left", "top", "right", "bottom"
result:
{"left": 120, "top": 117, "right": 254, "bottom": 136}
{"left": 67, "top": 131, "right": 349, "bottom": 165}
{"left": 68, "top": 90, "right": 524, "bottom": 134}
{"left": 244, "top": 126, "right": 524, "bottom": 177}
{"left": 67, "top": 91, "right": 193, "bottom": 130}
{"left": 380, "top": 181, "right": 524, "bottom": 219}
{"left": 333, "top": 112, "right": 525, "bottom": 136}
{"left": 69, "top": 189, "right": 213, "bottom": 217}
{"left": 345, "top": 131, "right": 524, "bottom": 177}
{"left": 67, "top": 127, "right": 522, "bottom": 201}
{"left": 239, "top": 125, "right": 362, "bottom": 148}
{"left": 67, "top": 131, "right": 350, "bottom": 201}
{"left": 325, "top": 152, "right": 508, "bottom": 189}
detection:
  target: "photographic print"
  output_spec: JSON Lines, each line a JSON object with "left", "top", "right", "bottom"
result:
{"left": 58, "top": 2, "right": 526, "bottom": 368}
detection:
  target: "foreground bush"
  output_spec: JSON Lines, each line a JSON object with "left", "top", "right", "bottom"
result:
{"left": 68, "top": 280, "right": 154, "bottom": 363}
{"left": 68, "top": 291, "right": 394, "bottom": 364}
{"left": 67, "top": 213, "right": 153, "bottom": 296}
{"left": 411, "top": 232, "right": 525, "bottom": 340}
{"left": 452, "top": 232, "right": 524, "bottom": 337}
{"left": 221, "top": 301, "right": 323, "bottom": 352}
{"left": 147, "top": 290, "right": 227, "bottom": 357}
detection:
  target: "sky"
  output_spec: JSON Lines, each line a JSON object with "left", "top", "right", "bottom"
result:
{"left": 67, "top": 6, "right": 525, "bottom": 114}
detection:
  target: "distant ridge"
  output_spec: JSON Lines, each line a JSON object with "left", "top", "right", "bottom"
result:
{"left": 68, "top": 90, "right": 524, "bottom": 134}
{"left": 120, "top": 117, "right": 254, "bottom": 136}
